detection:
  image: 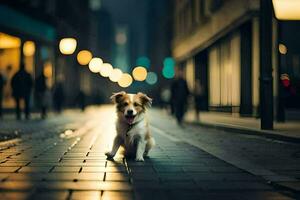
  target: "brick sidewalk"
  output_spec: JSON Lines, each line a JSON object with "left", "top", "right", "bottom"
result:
{"left": 0, "top": 106, "right": 295, "bottom": 199}
{"left": 184, "top": 109, "right": 300, "bottom": 141}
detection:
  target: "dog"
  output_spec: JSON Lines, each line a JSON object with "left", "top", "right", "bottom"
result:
{"left": 105, "top": 91, "right": 155, "bottom": 162}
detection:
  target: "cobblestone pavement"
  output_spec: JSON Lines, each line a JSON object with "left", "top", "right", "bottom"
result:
{"left": 0, "top": 106, "right": 297, "bottom": 199}
{"left": 149, "top": 109, "right": 300, "bottom": 195}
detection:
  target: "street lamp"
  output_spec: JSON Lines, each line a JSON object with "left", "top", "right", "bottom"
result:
{"left": 272, "top": 0, "right": 300, "bottom": 20}
{"left": 132, "top": 66, "right": 147, "bottom": 81}
{"left": 23, "top": 41, "right": 35, "bottom": 56}
{"left": 99, "top": 63, "right": 113, "bottom": 77}
{"left": 109, "top": 68, "right": 123, "bottom": 82}
{"left": 118, "top": 73, "right": 133, "bottom": 88}
{"left": 88, "top": 57, "right": 103, "bottom": 73}
{"left": 146, "top": 72, "right": 158, "bottom": 85}
{"left": 77, "top": 50, "right": 92, "bottom": 65}
{"left": 59, "top": 38, "right": 77, "bottom": 55}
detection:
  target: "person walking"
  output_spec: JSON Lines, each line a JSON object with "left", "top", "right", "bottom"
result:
{"left": 35, "top": 72, "right": 47, "bottom": 119}
{"left": 53, "top": 80, "right": 64, "bottom": 113}
{"left": 170, "top": 69, "right": 189, "bottom": 125}
{"left": 11, "top": 62, "right": 33, "bottom": 120}
{"left": 194, "top": 79, "right": 204, "bottom": 121}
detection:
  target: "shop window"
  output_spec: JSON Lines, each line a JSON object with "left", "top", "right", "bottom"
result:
{"left": 0, "top": 32, "right": 21, "bottom": 108}
{"left": 208, "top": 33, "right": 241, "bottom": 109}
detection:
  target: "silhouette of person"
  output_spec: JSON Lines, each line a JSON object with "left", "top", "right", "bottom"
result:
{"left": 170, "top": 69, "right": 189, "bottom": 125}
{"left": 11, "top": 62, "right": 33, "bottom": 120}
{"left": 53, "top": 80, "right": 64, "bottom": 113}
{"left": 76, "top": 90, "right": 86, "bottom": 111}
{"left": 0, "top": 72, "right": 4, "bottom": 118}
{"left": 194, "top": 79, "right": 204, "bottom": 121}
{"left": 35, "top": 72, "right": 47, "bottom": 119}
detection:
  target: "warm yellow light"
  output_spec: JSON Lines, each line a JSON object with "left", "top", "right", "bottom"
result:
{"left": 77, "top": 50, "right": 92, "bottom": 65}
{"left": 99, "top": 63, "right": 113, "bottom": 77}
{"left": 279, "top": 43, "right": 287, "bottom": 55}
{"left": 272, "top": 0, "right": 300, "bottom": 20}
{"left": 132, "top": 66, "right": 147, "bottom": 81}
{"left": 109, "top": 68, "right": 123, "bottom": 82}
{"left": 0, "top": 32, "right": 21, "bottom": 49}
{"left": 59, "top": 38, "right": 77, "bottom": 55}
{"left": 118, "top": 73, "right": 133, "bottom": 88}
{"left": 23, "top": 41, "right": 35, "bottom": 57}
{"left": 43, "top": 61, "right": 53, "bottom": 78}
{"left": 115, "top": 32, "right": 127, "bottom": 45}
{"left": 89, "top": 57, "right": 103, "bottom": 73}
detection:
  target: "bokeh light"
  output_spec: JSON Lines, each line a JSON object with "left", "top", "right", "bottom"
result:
{"left": 23, "top": 41, "right": 35, "bottom": 56}
{"left": 88, "top": 57, "right": 103, "bottom": 73}
{"left": 109, "top": 68, "right": 123, "bottom": 82}
{"left": 77, "top": 50, "right": 92, "bottom": 65}
{"left": 59, "top": 38, "right": 77, "bottom": 55}
{"left": 279, "top": 43, "right": 287, "bottom": 55}
{"left": 118, "top": 73, "right": 133, "bottom": 88}
{"left": 132, "top": 66, "right": 147, "bottom": 81}
{"left": 43, "top": 61, "right": 53, "bottom": 78}
{"left": 146, "top": 72, "right": 158, "bottom": 85}
{"left": 136, "top": 56, "right": 150, "bottom": 68}
{"left": 99, "top": 63, "right": 113, "bottom": 77}
{"left": 162, "top": 57, "right": 175, "bottom": 79}
{"left": 115, "top": 32, "right": 127, "bottom": 45}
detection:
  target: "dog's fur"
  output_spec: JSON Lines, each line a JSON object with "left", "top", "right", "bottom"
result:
{"left": 105, "top": 91, "right": 155, "bottom": 161}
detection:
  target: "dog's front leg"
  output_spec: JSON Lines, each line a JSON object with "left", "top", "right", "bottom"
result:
{"left": 105, "top": 135, "right": 122, "bottom": 159}
{"left": 135, "top": 139, "right": 146, "bottom": 162}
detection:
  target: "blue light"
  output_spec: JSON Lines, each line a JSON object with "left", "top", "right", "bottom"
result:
{"left": 146, "top": 72, "right": 158, "bottom": 85}
{"left": 162, "top": 57, "right": 175, "bottom": 79}
{"left": 136, "top": 56, "right": 150, "bottom": 68}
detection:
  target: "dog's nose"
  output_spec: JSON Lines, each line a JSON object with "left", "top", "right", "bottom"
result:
{"left": 127, "top": 109, "right": 133, "bottom": 115}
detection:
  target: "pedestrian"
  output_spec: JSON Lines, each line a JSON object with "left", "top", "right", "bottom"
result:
{"left": 0, "top": 71, "right": 5, "bottom": 119}
{"left": 170, "top": 69, "right": 189, "bottom": 125}
{"left": 76, "top": 90, "right": 86, "bottom": 111}
{"left": 53, "top": 79, "right": 64, "bottom": 113}
{"left": 160, "top": 87, "right": 171, "bottom": 112}
{"left": 194, "top": 79, "right": 203, "bottom": 121}
{"left": 11, "top": 62, "right": 33, "bottom": 120}
{"left": 35, "top": 72, "right": 47, "bottom": 119}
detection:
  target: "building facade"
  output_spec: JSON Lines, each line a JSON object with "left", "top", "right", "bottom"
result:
{"left": 0, "top": 0, "right": 104, "bottom": 109}
{"left": 172, "top": 0, "right": 288, "bottom": 118}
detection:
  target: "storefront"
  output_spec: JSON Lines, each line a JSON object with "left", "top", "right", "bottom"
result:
{"left": 0, "top": 5, "right": 56, "bottom": 109}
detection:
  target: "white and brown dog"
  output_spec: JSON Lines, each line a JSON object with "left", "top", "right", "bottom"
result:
{"left": 105, "top": 91, "right": 155, "bottom": 161}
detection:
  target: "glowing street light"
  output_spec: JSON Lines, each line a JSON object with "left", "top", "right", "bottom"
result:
{"left": 43, "top": 61, "right": 53, "bottom": 78}
{"left": 59, "top": 38, "right": 77, "bottom": 55}
{"left": 162, "top": 57, "right": 175, "bottom": 79}
{"left": 99, "top": 63, "right": 113, "bottom": 77}
{"left": 146, "top": 72, "right": 158, "bottom": 85}
{"left": 109, "top": 68, "right": 123, "bottom": 82}
{"left": 23, "top": 41, "right": 35, "bottom": 56}
{"left": 88, "top": 57, "right": 103, "bottom": 73}
{"left": 279, "top": 43, "right": 287, "bottom": 55}
{"left": 118, "top": 73, "right": 133, "bottom": 88}
{"left": 273, "top": 0, "right": 300, "bottom": 20}
{"left": 132, "top": 66, "right": 147, "bottom": 81}
{"left": 77, "top": 50, "right": 92, "bottom": 65}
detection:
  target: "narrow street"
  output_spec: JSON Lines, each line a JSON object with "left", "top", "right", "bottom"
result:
{"left": 0, "top": 106, "right": 298, "bottom": 199}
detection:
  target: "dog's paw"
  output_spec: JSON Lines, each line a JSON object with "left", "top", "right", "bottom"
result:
{"left": 105, "top": 152, "right": 114, "bottom": 159}
{"left": 135, "top": 157, "right": 144, "bottom": 162}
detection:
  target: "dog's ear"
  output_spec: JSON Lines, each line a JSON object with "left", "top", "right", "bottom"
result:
{"left": 137, "top": 92, "right": 152, "bottom": 107}
{"left": 110, "top": 91, "right": 126, "bottom": 103}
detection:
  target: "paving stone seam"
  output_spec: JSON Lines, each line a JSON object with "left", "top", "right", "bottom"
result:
{"left": 150, "top": 124, "right": 299, "bottom": 195}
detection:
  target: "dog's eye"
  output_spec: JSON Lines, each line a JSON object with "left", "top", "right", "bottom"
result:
{"left": 123, "top": 102, "right": 129, "bottom": 106}
{"left": 134, "top": 102, "right": 139, "bottom": 107}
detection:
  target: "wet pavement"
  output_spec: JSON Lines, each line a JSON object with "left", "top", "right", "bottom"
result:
{"left": 0, "top": 106, "right": 298, "bottom": 199}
